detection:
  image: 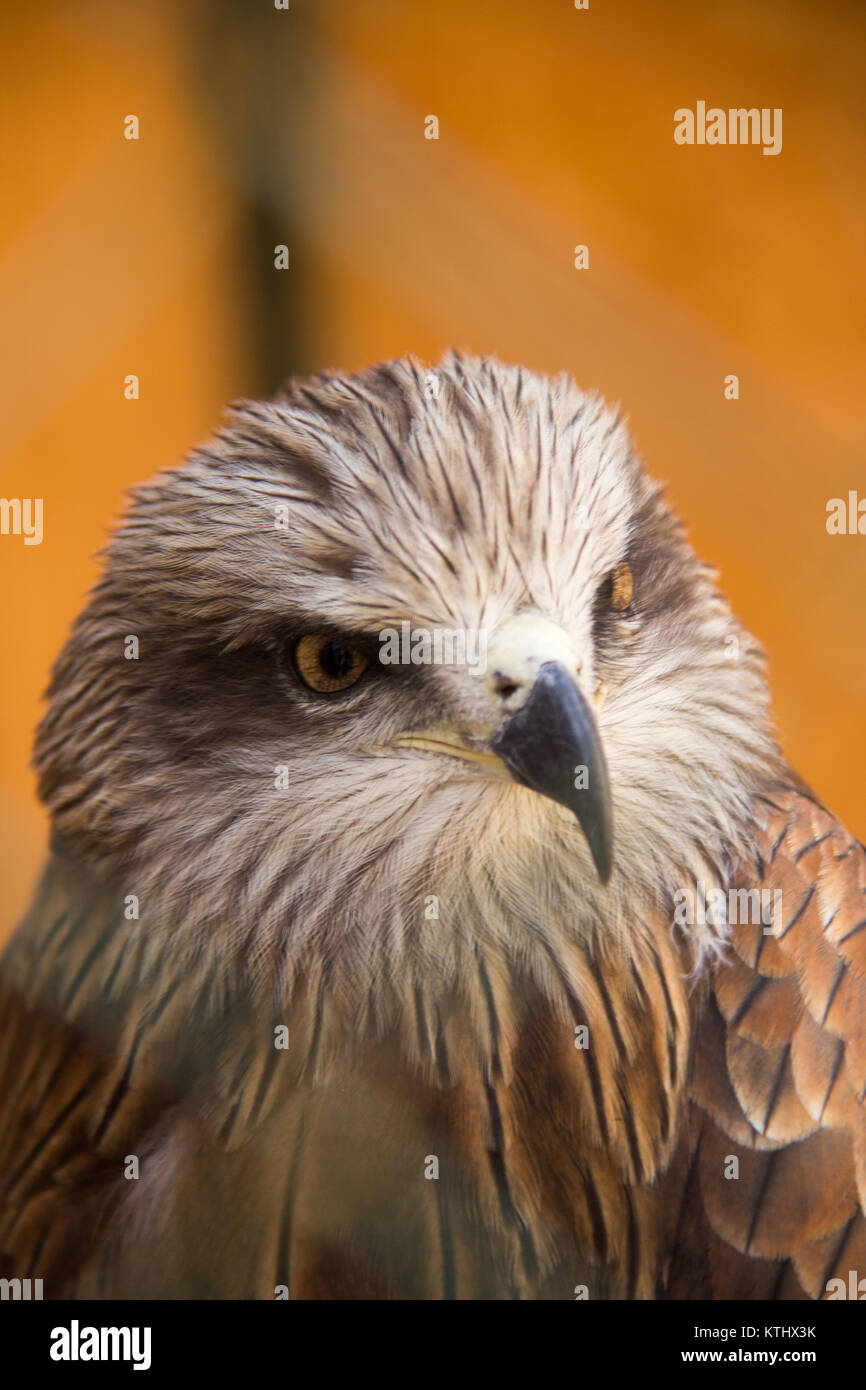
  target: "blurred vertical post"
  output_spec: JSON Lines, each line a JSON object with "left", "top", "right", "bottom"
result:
{"left": 193, "top": 0, "right": 323, "bottom": 394}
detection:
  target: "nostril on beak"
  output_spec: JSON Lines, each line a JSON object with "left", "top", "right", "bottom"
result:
{"left": 492, "top": 672, "right": 521, "bottom": 700}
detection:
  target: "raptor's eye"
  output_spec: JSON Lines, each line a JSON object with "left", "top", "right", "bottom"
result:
{"left": 293, "top": 635, "right": 369, "bottom": 693}
{"left": 608, "top": 561, "right": 634, "bottom": 611}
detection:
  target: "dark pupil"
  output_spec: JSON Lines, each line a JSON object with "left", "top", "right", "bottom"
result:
{"left": 319, "top": 641, "right": 353, "bottom": 679}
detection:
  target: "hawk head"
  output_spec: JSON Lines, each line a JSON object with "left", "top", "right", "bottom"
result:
{"left": 36, "top": 353, "right": 781, "bottom": 1008}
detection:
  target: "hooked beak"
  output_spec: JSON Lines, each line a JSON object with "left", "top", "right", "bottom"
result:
{"left": 391, "top": 611, "right": 614, "bottom": 884}
{"left": 489, "top": 660, "right": 613, "bottom": 883}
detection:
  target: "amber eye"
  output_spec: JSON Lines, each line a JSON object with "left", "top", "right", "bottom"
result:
{"left": 293, "top": 635, "right": 369, "bottom": 693}
{"left": 609, "top": 561, "right": 634, "bottom": 611}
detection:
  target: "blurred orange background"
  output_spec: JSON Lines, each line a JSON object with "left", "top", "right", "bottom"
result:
{"left": 1, "top": 0, "right": 864, "bottom": 945}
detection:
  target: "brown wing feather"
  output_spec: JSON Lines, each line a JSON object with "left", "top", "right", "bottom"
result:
{"left": 0, "top": 865, "right": 171, "bottom": 1293}
{"left": 668, "top": 785, "right": 866, "bottom": 1299}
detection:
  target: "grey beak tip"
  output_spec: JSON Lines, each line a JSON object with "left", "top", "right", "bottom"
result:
{"left": 491, "top": 660, "right": 614, "bottom": 884}
{"left": 592, "top": 839, "right": 613, "bottom": 886}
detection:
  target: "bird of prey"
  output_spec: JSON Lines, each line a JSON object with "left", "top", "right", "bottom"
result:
{"left": 1, "top": 353, "right": 864, "bottom": 1301}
